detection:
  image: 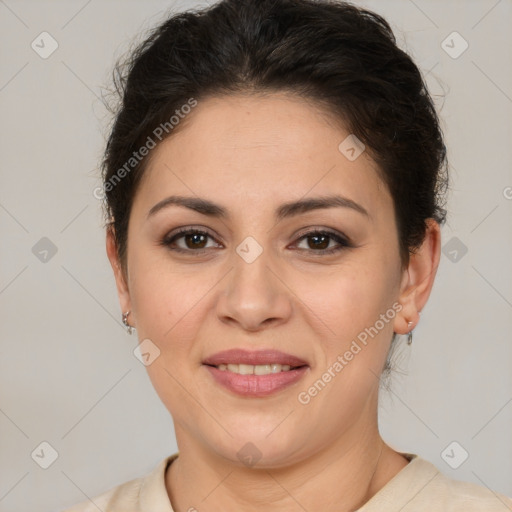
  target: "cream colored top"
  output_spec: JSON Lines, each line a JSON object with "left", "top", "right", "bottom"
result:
{"left": 61, "top": 452, "right": 512, "bottom": 511}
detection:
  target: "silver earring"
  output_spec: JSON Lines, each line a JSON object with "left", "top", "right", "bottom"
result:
{"left": 407, "top": 321, "right": 413, "bottom": 345}
{"left": 122, "top": 310, "right": 134, "bottom": 335}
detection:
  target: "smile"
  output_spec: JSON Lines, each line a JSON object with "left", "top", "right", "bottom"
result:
{"left": 212, "top": 363, "right": 302, "bottom": 375}
{"left": 203, "top": 364, "right": 309, "bottom": 397}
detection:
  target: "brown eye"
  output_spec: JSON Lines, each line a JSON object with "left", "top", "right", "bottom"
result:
{"left": 183, "top": 232, "right": 208, "bottom": 249}
{"left": 305, "top": 233, "right": 330, "bottom": 250}
{"left": 295, "top": 230, "right": 351, "bottom": 255}
{"left": 162, "top": 228, "right": 221, "bottom": 253}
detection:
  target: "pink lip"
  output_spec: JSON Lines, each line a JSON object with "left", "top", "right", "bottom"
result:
{"left": 204, "top": 365, "right": 309, "bottom": 397}
{"left": 202, "top": 348, "right": 309, "bottom": 367}
{"left": 202, "top": 349, "right": 310, "bottom": 398}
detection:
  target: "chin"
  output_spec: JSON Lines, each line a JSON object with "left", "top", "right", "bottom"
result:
{"left": 211, "top": 432, "right": 303, "bottom": 469}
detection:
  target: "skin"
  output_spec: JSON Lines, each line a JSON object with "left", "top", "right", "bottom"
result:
{"left": 106, "top": 92, "right": 441, "bottom": 511}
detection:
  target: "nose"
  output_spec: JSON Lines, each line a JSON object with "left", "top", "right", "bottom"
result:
{"left": 216, "top": 247, "right": 293, "bottom": 332}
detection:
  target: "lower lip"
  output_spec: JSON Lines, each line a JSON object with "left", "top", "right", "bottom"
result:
{"left": 203, "top": 365, "right": 309, "bottom": 397}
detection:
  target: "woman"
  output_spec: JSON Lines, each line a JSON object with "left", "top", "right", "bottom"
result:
{"left": 63, "top": 0, "right": 512, "bottom": 510}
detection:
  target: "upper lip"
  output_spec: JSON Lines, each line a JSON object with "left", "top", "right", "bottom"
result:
{"left": 202, "top": 349, "right": 309, "bottom": 367}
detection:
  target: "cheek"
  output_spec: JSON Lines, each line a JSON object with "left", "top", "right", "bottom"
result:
{"left": 128, "top": 248, "right": 220, "bottom": 365}
{"left": 128, "top": 244, "right": 191, "bottom": 332}
{"left": 129, "top": 262, "right": 208, "bottom": 407}
{"left": 296, "top": 260, "right": 390, "bottom": 334}
{"left": 131, "top": 271, "right": 202, "bottom": 345}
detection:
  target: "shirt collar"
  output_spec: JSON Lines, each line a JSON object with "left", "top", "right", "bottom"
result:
{"left": 139, "top": 452, "right": 179, "bottom": 511}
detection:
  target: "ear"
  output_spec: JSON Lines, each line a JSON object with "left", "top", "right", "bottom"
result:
{"left": 106, "top": 226, "right": 133, "bottom": 324}
{"left": 394, "top": 218, "right": 441, "bottom": 335}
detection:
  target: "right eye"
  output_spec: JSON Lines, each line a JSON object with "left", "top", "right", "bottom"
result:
{"left": 161, "top": 228, "right": 223, "bottom": 253}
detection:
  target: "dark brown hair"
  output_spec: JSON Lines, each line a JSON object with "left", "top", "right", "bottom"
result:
{"left": 102, "top": 0, "right": 448, "bottom": 278}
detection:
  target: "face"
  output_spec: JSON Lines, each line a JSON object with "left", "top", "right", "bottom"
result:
{"left": 108, "top": 92, "right": 439, "bottom": 466}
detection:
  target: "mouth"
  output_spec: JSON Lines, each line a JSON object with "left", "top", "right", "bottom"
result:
{"left": 204, "top": 362, "right": 307, "bottom": 375}
{"left": 202, "top": 348, "right": 309, "bottom": 368}
{"left": 202, "top": 348, "right": 310, "bottom": 397}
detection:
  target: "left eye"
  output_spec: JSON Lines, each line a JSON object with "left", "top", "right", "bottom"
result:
{"left": 294, "top": 230, "right": 351, "bottom": 254}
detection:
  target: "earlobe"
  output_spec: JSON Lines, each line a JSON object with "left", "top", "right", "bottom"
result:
{"left": 106, "top": 227, "right": 132, "bottom": 319}
{"left": 393, "top": 219, "right": 441, "bottom": 335}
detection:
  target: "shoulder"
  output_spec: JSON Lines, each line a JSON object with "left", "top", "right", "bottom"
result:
{"left": 393, "top": 454, "right": 512, "bottom": 511}
{"left": 360, "top": 453, "right": 512, "bottom": 511}
{"left": 420, "top": 466, "right": 512, "bottom": 511}
{"left": 60, "top": 476, "right": 144, "bottom": 512}
{"left": 59, "top": 453, "right": 178, "bottom": 512}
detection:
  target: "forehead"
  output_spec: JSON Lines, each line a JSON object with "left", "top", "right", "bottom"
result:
{"left": 133, "top": 93, "right": 392, "bottom": 221}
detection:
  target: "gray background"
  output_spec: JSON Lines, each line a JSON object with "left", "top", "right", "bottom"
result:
{"left": 0, "top": 0, "right": 511, "bottom": 511}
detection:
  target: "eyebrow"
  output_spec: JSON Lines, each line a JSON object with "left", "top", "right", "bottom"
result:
{"left": 147, "top": 194, "right": 370, "bottom": 221}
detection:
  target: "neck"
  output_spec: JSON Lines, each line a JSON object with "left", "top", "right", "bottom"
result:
{"left": 165, "top": 413, "right": 409, "bottom": 512}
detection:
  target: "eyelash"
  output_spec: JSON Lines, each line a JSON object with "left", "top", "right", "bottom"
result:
{"left": 160, "top": 227, "right": 353, "bottom": 256}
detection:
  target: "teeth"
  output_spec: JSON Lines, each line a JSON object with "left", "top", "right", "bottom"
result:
{"left": 216, "top": 363, "right": 293, "bottom": 375}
